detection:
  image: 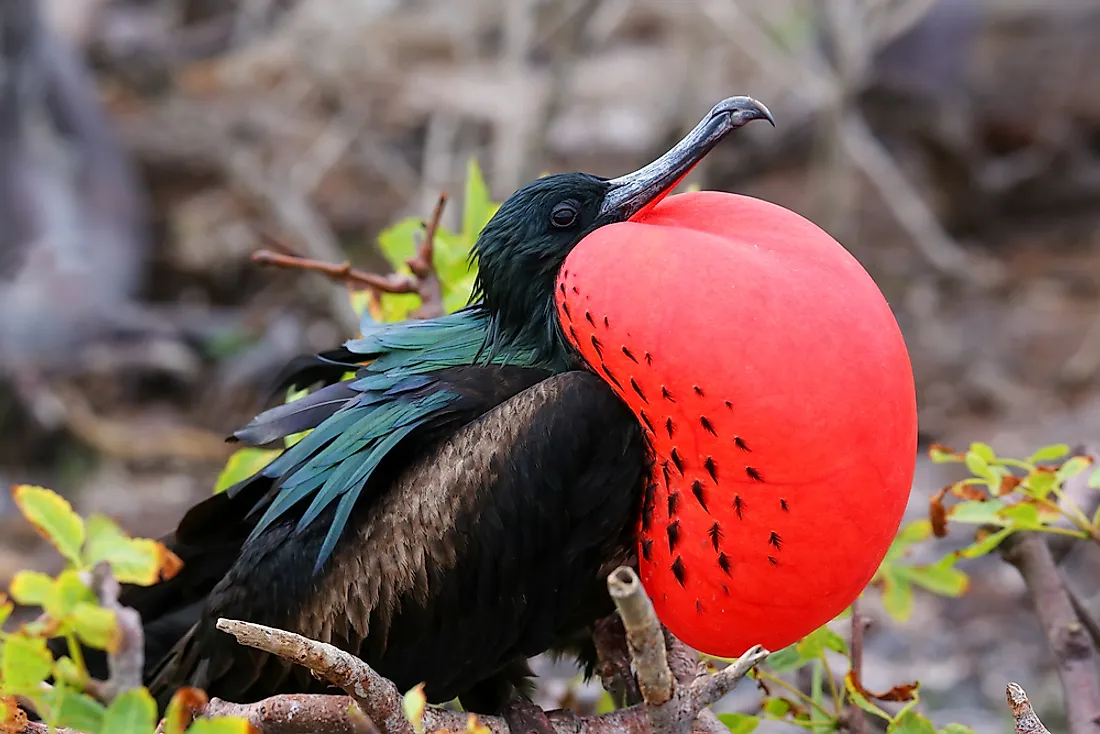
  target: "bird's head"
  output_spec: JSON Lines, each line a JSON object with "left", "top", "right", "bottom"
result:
{"left": 471, "top": 96, "right": 773, "bottom": 360}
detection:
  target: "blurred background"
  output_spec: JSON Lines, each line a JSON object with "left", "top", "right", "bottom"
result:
{"left": 1, "top": 0, "right": 1098, "bottom": 730}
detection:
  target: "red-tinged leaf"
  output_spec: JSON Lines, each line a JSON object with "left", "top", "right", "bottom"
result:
{"left": 403, "top": 683, "right": 427, "bottom": 734}
{"left": 164, "top": 687, "right": 210, "bottom": 734}
{"left": 928, "top": 444, "right": 962, "bottom": 463}
{"left": 844, "top": 675, "right": 892, "bottom": 721}
{"left": 84, "top": 514, "right": 183, "bottom": 586}
{"left": 950, "top": 483, "right": 989, "bottom": 501}
{"left": 847, "top": 668, "right": 920, "bottom": 705}
{"left": 929, "top": 486, "right": 949, "bottom": 538}
{"left": 998, "top": 474, "right": 1022, "bottom": 495}
{"left": 0, "top": 696, "right": 28, "bottom": 734}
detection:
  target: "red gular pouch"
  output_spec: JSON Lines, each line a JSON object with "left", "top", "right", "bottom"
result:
{"left": 554, "top": 190, "right": 917, "bottom": 657}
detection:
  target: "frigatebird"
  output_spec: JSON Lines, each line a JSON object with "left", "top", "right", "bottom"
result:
{"left": 110, "top": 90, "right": 918, "bottom": 729}
{"left": 119, "top": 97, "right": 777, "bottom": 719}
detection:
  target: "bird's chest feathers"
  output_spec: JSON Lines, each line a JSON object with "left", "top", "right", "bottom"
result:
{"left": 552, "top": 192, "right": 917, "bottom": 657}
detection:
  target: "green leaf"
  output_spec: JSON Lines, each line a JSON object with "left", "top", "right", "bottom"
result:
{"left": 956, "top": 527, "right": 1014, "bottom": 559}
{"left": 187, "top": 718, "right": 257, "bottom": 734}
{"left": 462, "top": 158, "right": 498, "bottom": 241}
{"left": 1, "top": 635, "right": 54, "bottom": 691}
{"left": 764, "top": 645, "right": 806, "bottom": 673}
{"left": 11, "top": 485, "right": 85, "bottom": 565}
{"left": 797, "top": 625, "right": 848, "bottom": 658}
{"left": 214, "top": 448, "right": 281, "bottom": 495}
{"left": 888, "top": 711, "right": 937, "bottom": 734}
{"left": 718, "top": 713, "right": 760, "bottom": 734}
{"left": 72, "top": 603, "right": 120, "bottom": 652}
{"left": 880, "top": 567, "right": 914, "bottom": 622}
{"left": 102, "top": 688, "right": 158, "bottom": 734}
{"left": 1058, "top": 456, "right": 1093, "bottom": 482}
{"left": 0, "top": 594, "right": 12, "bottom": 628}
{"left": 997, "top": 502, "right": 1044, "bottom": 530}
{"left": 938, "top": 725, "right": 977, "bottom": 734}
{"left": 595, "top": 690, "right": 616, "bottom": 715}
{"left": 1089, "top": 468, "right": 1100, "bottom": 490}
{"left": 1025, "top": 470, "right": 1056, "bottom": 496}
{"left": 45, "top": 569, "right": 96, "bottom": 619}
{"left": 53, "top": 656, "right": 86, "bottom": 687}
{"left": 1029, "top": 444, "right": 1070, "bottom": 464}
{"left": 844, "top": 675, "right": 891, "bottom": 722}
{"left": 968, "top": 442, "right": 996, "bottom": 463}
{"left": 53, "top": 689, "right": 107, "bottom": 733}
{"left": 762, "top": 698, "right": 792, "bottom": 717}
{"left": 83, "top": 514, "right": 182, "bottom": 586}
{"left": 376, "top": 216, "right": 423, "bottom": 271}
{"left": 403, "top": 683, "right": 427, "bottom": 734}
{"left": 947, "top": 499, "right": 1006, "bottom": 525}
{"left": 9, "top": 570, "right": 55, "bottom": 607}
{"left": 928, "top": 445, "right": 962, "bottom": 463}
{"left": 964, "top": 451, "right": 996, "bottom": 483}
{"left": 902, "top": 561, "right": 969, "bottom": 597}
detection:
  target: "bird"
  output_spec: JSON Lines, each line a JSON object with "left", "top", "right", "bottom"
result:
{"left": 104, "top": 96, "right": 780, "bottom": 723}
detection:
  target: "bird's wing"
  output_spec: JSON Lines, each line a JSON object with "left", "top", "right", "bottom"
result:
{"left": 148, "top": 369, "right": 647, "bottom": 709}
{"left": 222, "top": 306, "right": 553, "bottom": 573}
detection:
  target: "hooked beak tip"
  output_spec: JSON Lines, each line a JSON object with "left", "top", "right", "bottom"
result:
{"left": 709, "top": 95, "right": 775, "bottom": 129}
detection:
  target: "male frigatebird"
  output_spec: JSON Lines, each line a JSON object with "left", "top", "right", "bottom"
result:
{"left": 110, "top": 93, "right": 917, "bottom": 723}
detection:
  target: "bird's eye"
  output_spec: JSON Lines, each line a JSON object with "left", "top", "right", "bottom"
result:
{"left": 550, "top": 201, "right": 579, "bottom": 229}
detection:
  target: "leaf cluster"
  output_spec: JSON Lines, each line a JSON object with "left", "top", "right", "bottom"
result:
{"left": 0, "top": 486, "right": 252, "bottom": 734}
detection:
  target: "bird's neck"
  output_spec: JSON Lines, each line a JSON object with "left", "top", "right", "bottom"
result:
{"left": 482, "top": 297, "right": 576, "bottom": 372}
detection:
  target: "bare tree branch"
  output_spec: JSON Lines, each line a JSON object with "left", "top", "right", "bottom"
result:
{"left": 1002, "top": 532, "right": 1100, "bottom": 734}
{"left": 607, "top": 567, "right": 674, "bottom": 706}
{"left": 251, "top": 193, "right": 449, "bottom": 322}
{"left": 202, "top": 566, "right": 766, "bottom": 734}
{"left": 1007, "top": 682, "right": 1052, "bottom": 734}
{"left": 89, "top": 563, "right": 145, "bottom": 701}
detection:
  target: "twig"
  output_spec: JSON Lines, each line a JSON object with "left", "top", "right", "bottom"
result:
{"left": 251, "top": 193, "right": 449, "bottom": 322}
{"left": 1001, "top": 533, "right": 1100, "bottom": 734}
{"left": 607, "top": 567, "right": 674, "bottom": 706}
{"left": 846, "top": 599, "right": 868, "bottom": 734}
{"left": 251, "top": 250, "right": 420, "bottom": 295}
{"left": 1064, "top": 579, "right": 1100, "bottom": 653}
{"left": 593, "top": 615, "right": 643, "bottom": 708}
{"left": 206, "top": 567, "right": 766, "bottom": 734}
{"left": 89, "top": 563, "right": 145, "bottom": 701}
{"left": 1006, "top": 683, "right": 1052, "bottom": 734}
{"left": 215, "top": 619, "right": 411, "bottom": 734}
{"left": 607, "top": 566, "right": 769, "bottom": 734}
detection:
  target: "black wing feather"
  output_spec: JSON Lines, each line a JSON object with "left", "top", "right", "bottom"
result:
{"left": 142, "top": 369, "right": 646, "bottom": 712}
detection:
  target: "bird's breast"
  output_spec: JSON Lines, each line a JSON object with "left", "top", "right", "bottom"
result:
{"left": 553, "top": 190, "right": 917, "bottom": 656}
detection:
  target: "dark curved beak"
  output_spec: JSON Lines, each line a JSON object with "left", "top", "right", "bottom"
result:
{"left": 598, "top": 96, "right": 774, "bottom": 221}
